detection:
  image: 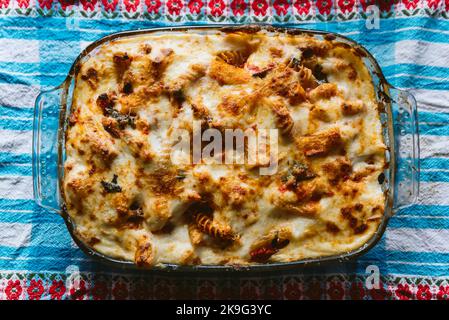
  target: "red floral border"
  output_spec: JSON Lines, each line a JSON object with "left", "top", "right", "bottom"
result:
{"left": 0, "top": 0, "right": 449, "bottom": 20}
{"left": 1, "top": 272, "right": 448, "bottom": 300}
{"left": 0, "top": 1, "right": 448, "bottom": 299}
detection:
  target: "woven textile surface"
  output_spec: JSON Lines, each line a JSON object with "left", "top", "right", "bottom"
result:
{"left": 0, "top": 0, "right": 448, "bottom": 300}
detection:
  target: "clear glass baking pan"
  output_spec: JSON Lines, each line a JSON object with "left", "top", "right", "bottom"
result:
{"left": 32, "top": 25, "right": 420, "bottom": 272}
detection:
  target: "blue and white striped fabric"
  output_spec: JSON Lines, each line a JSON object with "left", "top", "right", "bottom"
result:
{"left": 0, "top": 14, "right": 448, "bottom": 282}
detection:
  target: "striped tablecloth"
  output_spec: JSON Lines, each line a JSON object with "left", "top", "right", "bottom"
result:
{"left": 0, "top": 0, "right": 448, "bottom": 300}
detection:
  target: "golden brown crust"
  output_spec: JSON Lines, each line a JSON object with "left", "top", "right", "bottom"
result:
{"left": 134, "top": 236, "right": 154, "bottom": 267}
{"left": 209, "top": 58, "right": 252, "bottom": 85}
{"left": 299, "top": 128, "right": 343, "bottom": 157}
{"left": 308, "top": 83, "right": 338, "bottom": 102}
{"left": 341, "top": 101, "right": 366, "bottom": 116}
{"left": 64, "top": 30, "right": 386, "bottom": 266}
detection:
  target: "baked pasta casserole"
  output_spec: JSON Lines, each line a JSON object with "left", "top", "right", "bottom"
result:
{"left": 63, "top": 29, "right": 386, "bottom": 267}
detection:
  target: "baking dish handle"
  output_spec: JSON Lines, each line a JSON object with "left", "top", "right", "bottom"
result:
{"left": 32, "top": 86, "right": 63, "bottom": 214}
{"left": 389, "top": 87, "right": 420, "bottom": 213}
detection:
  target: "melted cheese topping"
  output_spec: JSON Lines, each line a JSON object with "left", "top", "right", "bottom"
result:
{"left": 64, "top": 30, "right": 386, "bottom": 267}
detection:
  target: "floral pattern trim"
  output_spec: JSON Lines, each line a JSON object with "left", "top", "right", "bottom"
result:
{"left": 2, "top": 0, "right": 449, "bottom": 20}
{"left": 1, "top": 272, "right": 448, "bottom": 300}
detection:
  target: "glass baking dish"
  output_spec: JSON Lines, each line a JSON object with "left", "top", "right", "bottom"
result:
{"left": 32, "top": 25, "right": 420, "bottom": 272}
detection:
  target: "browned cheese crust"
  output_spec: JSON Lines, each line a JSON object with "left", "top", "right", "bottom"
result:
{"left": 64, "top": 30, "right": 386, "bottom": 267}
